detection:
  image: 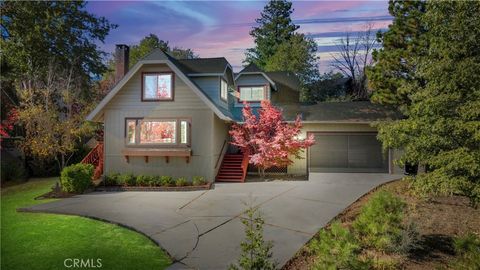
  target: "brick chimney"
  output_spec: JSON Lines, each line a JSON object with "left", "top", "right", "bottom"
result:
{"left": 115, "top": 44, "right": 129, "bottom": 82}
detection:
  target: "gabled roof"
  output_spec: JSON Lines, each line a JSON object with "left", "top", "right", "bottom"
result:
{"left": 239, "top": 63, "right": 263, "bottom": 73}
{"left": 176, "top": 57, "right": 230, "bottom": 75}
{"left": 86, "top": 49, "right": 233, "bottom": 122}
{"left": 265, "top": 71, "right": 301, "bottom": 92}
{"left": 235, "top": 63, "right": 277, "bottom": 90}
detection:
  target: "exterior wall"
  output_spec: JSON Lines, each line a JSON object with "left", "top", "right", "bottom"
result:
{"left": 103, "top": 64, "right": 219, "bottom": 181}
{"left": 288, "top": 123, "right": 388, "bottom": 175}
{"left": 191, "top": 76, "right": 228, "bottom": 110}
{"left": 211, "top": 114, "right": 229, "bottom": 177}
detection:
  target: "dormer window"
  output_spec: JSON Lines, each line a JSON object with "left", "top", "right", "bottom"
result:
{"left": 239, "top": 86, "right": 266, "bottom": 102}
{"left": 142, "top": 72, "right": 174, "bottom": 101}
{"left": 220, "top": 79, "right": 228, "bottom": 102}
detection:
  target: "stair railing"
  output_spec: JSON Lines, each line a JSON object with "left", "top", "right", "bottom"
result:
{"left": 240, "top": 150, "right": 249, "bottom": 183}
{"left": 81, "top": 142, "right": 104, "bottom": 180}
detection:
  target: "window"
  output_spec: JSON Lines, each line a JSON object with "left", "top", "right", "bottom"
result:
{"left": 180, "top": 120, "right": 188, "bottom": 144}
{"left": 220, "top": 79, "right": 228, "bottom": 101}
{"left": 142, "top": 73, "right": 173, "bottom": 101}
{"left": 125, "top": 118, "right": 190, "bottom": 146}
{"left": 126, "top": 120, "right": 136, "bottom": 144}
{"left": 140, "top": 120, "right": 176, "bottom": 144}
{"left": 239, "top": 86, "right": 266, "bottom": 102}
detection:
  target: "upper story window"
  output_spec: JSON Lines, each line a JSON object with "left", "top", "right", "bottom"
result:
{"left": 142, "top": 72, "right": 174, "bottom": 101}
{"left": 126, "top": 118, "right": 190, "bottom": 146}
{"left": 239, "top": 86, "right": 266, "bottom": 102}
{"left": 220, "top": 79, "right": 228, "bottom": 102}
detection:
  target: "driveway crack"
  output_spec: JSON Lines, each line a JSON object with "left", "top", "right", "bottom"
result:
{"left": 197, "top": 186, "right": 298, "bottom": 237}
{"left": 178, "top": 190, "right": 209, "bottom": 210}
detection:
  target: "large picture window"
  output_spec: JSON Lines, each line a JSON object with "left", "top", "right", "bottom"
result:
{"left": 239, "top": 86, "right": 266, "bottom": 102}
{"left": 142, "top": 73, "right": 174, "bottom": 101}
{"left": 220, "top": 79, "right": 228, "bottom": 102}
{"left": 125, "top": 118, "right": 190, "bottom": 146}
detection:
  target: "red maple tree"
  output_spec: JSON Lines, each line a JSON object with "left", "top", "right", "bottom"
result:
{"left": 229, "top": 101, "right": 315, "bottom": 177}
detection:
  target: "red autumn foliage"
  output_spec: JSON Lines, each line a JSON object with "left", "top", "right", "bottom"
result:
{"left": 229, "top": 101, "right": 315, "bottom": 176}
{"left": 0, "top": 108, "right": 18, "bottom": 144}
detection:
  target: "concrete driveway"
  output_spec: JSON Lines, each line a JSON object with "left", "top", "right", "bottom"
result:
{"left": 22, "top": 173, "right": 401, "bottom": 269}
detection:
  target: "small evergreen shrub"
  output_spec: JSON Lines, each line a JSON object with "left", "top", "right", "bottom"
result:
{"left": 160, "top": 176, "right": 174, "bottom": 186}
{"left": 60, "top": 163, "right": 93, "bottom": 193}
{"left": 119, "top": 174, "right": 136, "bottom": 186}
{"left": 104, "top": 172, "right": 120, "bottom": 186}
{"left": 175, "top": 177, "right": 189, "bottom": 187}
{"left": 136, "top": 175, "right": 154, "bottom": 186}
{"left": 192, "top": 176, "right": 207, "bottom": 186}
{"left": 149, "top": 176, "right": 162, "bottom": 186}
{"left": 229, "top": 206, "right": 276, "bottom": 270}
{"left": 353, "top": 191, "right": 406, "bottom": 252}
{"left": 309, "top": 222, "right": 369, "bottom": 269}
{"left": 451, "top": 233, "right": 480, "bottom": 269}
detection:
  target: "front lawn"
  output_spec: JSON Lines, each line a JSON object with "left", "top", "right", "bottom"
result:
{"left": 1, "top": 178, "right": 171, "bottom": 270}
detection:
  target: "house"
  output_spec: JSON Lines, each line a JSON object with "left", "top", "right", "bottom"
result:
{"left": 86, "top": 45, "right": 403, "bottom": 182}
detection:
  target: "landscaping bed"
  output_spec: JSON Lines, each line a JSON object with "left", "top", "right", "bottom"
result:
{"left": 283, "top": 179, "right": 480, "bottom": 270}
{"left": 98, "top": 173, "right": 211, "bottom": 192}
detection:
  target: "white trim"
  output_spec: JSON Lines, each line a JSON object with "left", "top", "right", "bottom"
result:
{"left": 235, "top": 72, "right": 277, "bottom": 91}
{"left": 86, "top": 59, "right": 232, "bottom": 122}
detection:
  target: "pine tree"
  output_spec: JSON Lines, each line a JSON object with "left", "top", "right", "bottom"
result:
{"left": 245, "top": 0, "right": 299, "bottom": 68}
{"left": 229, "top": 206, "right": 276, "bottom": 270}
{"left": 376, "top": 1, "right": 480, "bottom": 207}
{"left": 367, "top": 0, "right": 427, "bottom": 112}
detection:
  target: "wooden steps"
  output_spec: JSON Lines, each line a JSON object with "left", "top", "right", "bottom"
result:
{"left": 216, "top": 153, "right": 248, "bottom": 182}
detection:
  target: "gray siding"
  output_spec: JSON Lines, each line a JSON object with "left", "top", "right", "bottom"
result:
{"left": 211, "top": 114, "right": 229, "bottom": 177}
{"left": 191, "top": 76, "right": 228, "bottom": 109}
{"left": 103, "top": 64, "right": 221, "bottom": 181}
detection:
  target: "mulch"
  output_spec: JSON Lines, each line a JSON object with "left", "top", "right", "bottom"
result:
{"left": 282, "top": 179, "right": 480, "bottom": 270}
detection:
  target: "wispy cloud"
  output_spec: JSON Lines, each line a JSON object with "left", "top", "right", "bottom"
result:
{"left": 86, "top": 1, "right": 391, "bottom": 72}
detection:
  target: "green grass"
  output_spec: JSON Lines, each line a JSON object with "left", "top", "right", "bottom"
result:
{"left": 1, "top": 178, "right": 171, "bottom": 270}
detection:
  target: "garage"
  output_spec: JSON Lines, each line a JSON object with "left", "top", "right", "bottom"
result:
{"left": 308, "top": 132, "right": 389, "bottom": 173}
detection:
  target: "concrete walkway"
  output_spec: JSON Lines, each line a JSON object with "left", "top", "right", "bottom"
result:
{"left": 22, "top": 173, "right": 401, "bottom": 269}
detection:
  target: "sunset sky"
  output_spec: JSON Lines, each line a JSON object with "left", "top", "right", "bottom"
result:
{"left": 87, "top": 1, "right": 392, "bottom": 72}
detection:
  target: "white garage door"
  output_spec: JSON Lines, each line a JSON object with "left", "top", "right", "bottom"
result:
{"left": 308, "top": 132, "right": 389, "bottom": 173}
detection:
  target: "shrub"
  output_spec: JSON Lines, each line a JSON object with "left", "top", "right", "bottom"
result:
{"left": 104, "top": 173, "right": 120, "bottom": 186}
{"left": 150, "top": 176, "right": 162, "bottom": 187}
{"left": 175, "top": 177, "right": 189, "bottom": 187}
{"left": 395, "top": 222, "right": 421, "bottom": 255}
{"left": 451, "top": 233, "right": 480, "bottom": 269}
{"left": 352, "top": 191, "right": 406, "bottom": 252}
{"left": 60, "top": 163, "right": 93, "bottom": 193}
{"left": 192, "top": 176, "right": 207, "bottom": 186}
{"left": 309, "top": 222, "right": 369, "bottom": 269}
{"left": 229, "top": 205, "right": 276, "bottom": 270}
{"left": 119, "top": 174, "right": 136, "bottom": 186}
{"left": 137, "top": 175, "right": 154, "bottom": 186}
{"left": 160, "top": 176, "right": 174, "bottom": 186}
{"left": 1, "top": 160, "right": 27, "bottom": 182}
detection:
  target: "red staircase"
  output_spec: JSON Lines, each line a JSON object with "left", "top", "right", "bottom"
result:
{"left": 81, "top": 142, "right": 104, "bottom": 180}
{"left": 216, "top": 152, "right": 249, "bottom": 182}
